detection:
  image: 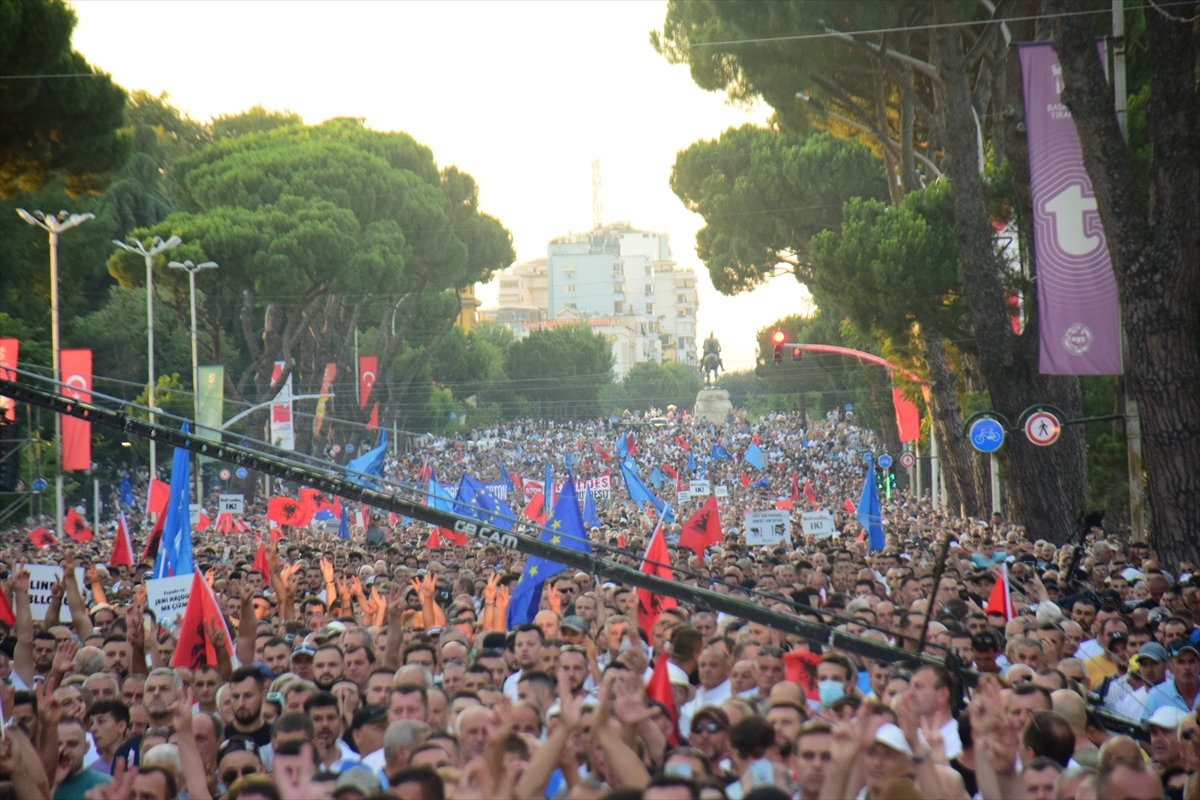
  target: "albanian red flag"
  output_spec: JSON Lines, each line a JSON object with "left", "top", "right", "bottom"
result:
{"left": 64, "top": 508, "right": 93, "bottom": 543}
{"left": 110, "top": 512, "right": 134, "bottom": 569}
{"left": 252, "top": 539, "right": 269, "bottom": 578}
{"left": 142, "top": 512, "right": 164, "bottom": 563}
{"left": 804, "top": 479, "right": 818, "bottom": 506}
{"left": 678, "top": 497, "right": 723, "bottom": 558}
{"left": 646, "top": 652, "right": 679, "bottom": 747}
{"left": 172, "top": 570, "right": 234, "bottom": 670}
{"left": 426, "top": 529, "right": 442, "bottom": 549}
{"left": 267, "top": 497, "right": 313, "bottom": 528}
{"left": 674, "top": 436, "right": 689, "bottom": 451}
{"left": 523, "top": 491, "right": 545, "bottom": 523}
{"left": 783, "top": 649, "right": 822, "bottom": 699}
{"left": 637, "top": 517, "right": 677, "bottom": 636}
{"left": 0, "top": 585, "right": 14, "bottom": 626}
{"left": 661, "top": 464, "right": 678, "bottom": 479}
{"left": 147, "top": 479, "right": 170, "bottom": 516}
{"left": 740, "top": 472, "right": 750, "bottom": 488}
{"left": 195, "top": 511, "right": 211, "bottom": 532}
{"left": 986, "top": 563, "right": 1015, "bottom": 622}
{"left": 215, "top": 512, "right": 248, "bottom": 534}
{"left": 28, "top": 527, "right": 58, "bottom": 549}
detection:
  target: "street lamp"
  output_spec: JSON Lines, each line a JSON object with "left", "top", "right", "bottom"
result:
{"left": 169, "top": 259, "right": 217, "bottom": 506}
{"left": 16, "top": 209, "right": 95, "bottom": 539}
{"left": 112, "top": 234, "right": 182, "bottom": 482}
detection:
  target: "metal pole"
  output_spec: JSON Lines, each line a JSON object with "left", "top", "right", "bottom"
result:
{"left": 146, "top": 250, "right": 156, "bottom": 484}
{"left": 50, "top": 228, "right": 63, "bottom": 539}
{"left": 93, "top": 477, "right": 100, "bottom": 534}
{"left": 915, "top": 439, "right": 923, "bottom": 499}
{"left": 991, "top": 453, "right": 1002, "bottom": 515}
{"left": 929, "top": 425, "right": 941, "bottom": 511}
{"left": 188, "top": 267, "right": 202, "bottom": 507}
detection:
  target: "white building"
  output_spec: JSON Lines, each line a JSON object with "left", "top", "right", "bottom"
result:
{"left": 482, "top": 223, "right": 698, "bottom": 377}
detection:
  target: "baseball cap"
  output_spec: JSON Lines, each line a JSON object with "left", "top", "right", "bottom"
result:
{"left": 1108, "top": 631, "right": 1129, "bottom": 646}
{"left": 1137, "top": 642, "right": 1170, "bottom": 663}
{"left": 1169, "top": 639, "right": 1200, "bottom": 658}
{"left": 1147, "top": 706, "right": 1186, "bottom": 730}
{"left": 350, "top": 704, "right": 388, "bottom": 730}
{"left": 334, "top": 765, "right": 382, "bottom": 796}
{"left": 292, "top": 643, "right": 316, "bottom": 658}
{"left": 666, "top": 662, "right": 696, "bottom": 702}
{"left": 873, "top": 722, "right": 914, "bottom": 757}
{"left": 560, "top": 615, "right": 587, "bottom": 633}
{"left": 218, "top": 735, "right": 260, "bottom": 760}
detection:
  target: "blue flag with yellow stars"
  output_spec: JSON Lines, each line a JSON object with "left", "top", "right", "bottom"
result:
{"left": 506, "top": 476, "right": 591, "bottom": 628}
{"left": 453, "top": 474, "right": 514, "bottom": 531}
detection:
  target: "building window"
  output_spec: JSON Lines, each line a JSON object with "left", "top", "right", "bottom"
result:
{"left": 614, "top": 301, "right": 624, "bottom": 313}
{"left": 644, "top": 265, "right": 652, "bottom": 277}
{"left": 644, "top": 284, "right": 654, "bottom": 296}
{"left": 564, "top": 267, "right": 575, "bottom": 277}
{"left": 645, "top": 303, "right": 654, "bottom": 315}
{"left": 613, "top": 264, "right": 623, "bottom": 277}
{"left": 565, "top": 284, "right": 576, "bottom": 293}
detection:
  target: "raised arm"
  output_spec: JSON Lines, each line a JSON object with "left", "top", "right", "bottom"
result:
{"left": 515, "top": 671, "right": 583, "bottom": 800}
{"left": 13, "top": 564, "right": 35, "bottom": 687}
{"left": 62, "top": 558, "right": 94, "bottom": 640}
{"left": 171, "top": 686, "right": 214, "bottom": 800}
{"left": 593, "top": 673, "right": 651, "bottom": 790}
{"left": 126, "top": 597, "right": 149, "bottom": 676}
{"left": 236, "top": 582, "right": 256, "bottom": 668}
{"left": 383, "top": 585, "right": 404, "bottom": 671}
{"left": 86, "top": 564, "right": 107, "bottom": 606}
{"left": 0, "top": 723, "right": 51, "bottom": 800}
{"left": 43, "top": 580, "right": 64, "bottom": 630}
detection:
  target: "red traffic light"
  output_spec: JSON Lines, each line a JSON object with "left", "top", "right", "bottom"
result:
{"left": 771, "top": 330, "right": 786, "bottom": 344}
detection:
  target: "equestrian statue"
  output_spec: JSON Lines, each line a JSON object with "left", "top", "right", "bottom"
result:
{"left": 701, "top": 332, "right": 724, "bottom": 387}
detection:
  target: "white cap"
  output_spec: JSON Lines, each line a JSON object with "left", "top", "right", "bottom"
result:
{"left": 666, "top": 662, "right": 696, "bottom": 702}
{"left": 873, "top": 723, "right": 914, "bottom": 757}
{"left": 1147, "top": 706, "right": 1186, "bottom": 730}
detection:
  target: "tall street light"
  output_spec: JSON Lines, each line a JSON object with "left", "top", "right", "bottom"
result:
{"left": 169, "top": 259, "right": 218, "bottom": 506}
{"left": 16, "top": 209, "right": 95, "bottom": 538}
{"left": 112, "top": 235, "right": 182, "bottom": 483}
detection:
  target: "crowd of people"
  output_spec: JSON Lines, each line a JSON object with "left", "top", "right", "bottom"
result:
{"left": 0, "top": 408, "right": 1196, "bottom": 800}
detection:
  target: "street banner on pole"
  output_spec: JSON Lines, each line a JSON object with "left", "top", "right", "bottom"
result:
{"left": 1019, "top": 41, "right": 1121, "bottom": 375}
{"left": 197, "top": 366, "right": 224, "bottom": 442}
{"left": 60, "top": 349, "right": 91, "bottom": 470}
{"left": 0, "top": 338, "right": 17, "bottom": 420}
{"left": 313, "top": 362, "right": 336, "bottom": 438}
{"left": 269, "top": 361, "right": 295, "bottom": 451}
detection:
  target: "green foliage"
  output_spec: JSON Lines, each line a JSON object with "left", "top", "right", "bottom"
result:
{"left": 504, "top": 326, "right": 615, "bottom": 419}
{"left": 600, "top": 361, "right": 702, "bottom": 414}
{"left": 670, "top": 126, "right": 888, "bottom": 294}
{"left": 210, "top": 105, "right": 302, "bottom": 141}
{"left": 809, "top": 181, "right": 964, "bottom": 343}
{"left": 714, "top": 369, "right": 767, "bottom": 409}
{"left": 0, "top": 0, "right": 129, "bottom": 198}
{"left": 1079, "top": 375, "right": 1129, "bottom": 525}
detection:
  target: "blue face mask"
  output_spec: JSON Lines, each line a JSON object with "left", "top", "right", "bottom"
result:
{"left": 818, "top": 679, "right": 845, "bottom": 707}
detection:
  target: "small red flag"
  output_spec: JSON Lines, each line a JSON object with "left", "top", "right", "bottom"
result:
{"left": 775, "top": 500, "right": 794, "bottom": 510}
{"left": 215, "top": 512, "right": 247, "bottom": 534}
{"left": 0, "top": 586, "right": 14, "bottom": 626}
{"left": 142, "top": 512, "right": 164, "bottom": 563}
{"left": 646, "top": 652, "right": 679, "bottom": 747}
{"left": 740, "top": 472, "right": 750, "bottom": 488}
{"left": 426, "top": 529, "right": 442, "bottom": 549}
{"left": 147, "top": 479, "right": 170, "bottom": 515}
{"left": 986, "top": 563, "right": 1015, "bottom": 622}
{"left": 252, "top": 540, "right": 269, "bottom": 578}
{"left": 804, "top": 479, "right": 818, "bottom": 506}
{"left": 110, "top": 512, "right": 134, "bottom": 568}
{"left": 617, "top": 533, "right": 627, "bottom": 548}
{"left": 678, "top": 497, "right": 723, "bottom": 558}
{"left": 637, "top": 517, "right": 677, "bottom": 636}
{"left": 28, "top": 527, "right": 58, "bottom": 549}
{"left": 64, "top": 508, "right": 93, "bottom": 543}
{"left": 625, "top": 434, "right": 636, "bottom": 455}
{"left": 843, "top": 499, "right": 857, "bottom": 515}
{"left": 783, "top": 649, "right": 822, "bottom": 699}
{"left": 753, "top": 433, "right": 760, "bottom": 446}
{"left": 172, "top": 570, "right": 234, "bottom": 669}
{"left": 661, "top": 464, "right": 678, "bottom": 479}
{"left": 675, "top": 436, "right": 689, "bottom": 451}
{"left": 524, "top": 491, "right": 545, "bottom": 523}
{"left": 195, "top": 510, "right": 211, "bottom": 532}
{"left": 267, "top": 497, "right": 313, "bottom": 528}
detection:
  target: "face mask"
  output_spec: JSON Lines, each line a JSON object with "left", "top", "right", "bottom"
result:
{"left": 818, "top": 678, "right": 845, "bottom": 707}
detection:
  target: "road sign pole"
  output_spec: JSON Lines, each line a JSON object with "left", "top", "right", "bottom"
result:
{"left": 990, "top": 454, "right": 1001, "bottom": 515}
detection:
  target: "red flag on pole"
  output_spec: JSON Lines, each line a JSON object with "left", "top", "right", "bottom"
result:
{"left": 172, "top": 570, "right": 234, "bottom": 669}
{"left": 637, "top": 516, "right": 677, "bottom": 636}
{"left": 791, "top": 473, "right": 799, "bottom": 503}
{"left": 0, "top": 584, "right": 14, "bottom": 626}
{"left": 142, "top": 511, "right": 164, "bottom": 563}
{"left": 252, "top": 540, "right": 269, "bottom": 578}
{"left": 64, "top": 507, "right": 93, "bottom": 543}
{"left": 804, "top": 479, "right": 818, "bottom": 506}
{"left": 110, "top": 512, "right": 134, "bottom": 568}
{"left": 367, "top": 402, "right": 379, "bottom": 431}
{"left": 843, "top": 499, "right": 857, "bottom": 514}
{"left": 267, "top": 497, "right": 313, "bottom": 528}
{"left": 28, "top": 527, "right": 58, "bottom": 549}
{"left": 740, "top": 472, "right": 750, "bottom": 488}
{"left": 678, "top": 497, "right": 723, "bottom": 558}
{"left": 358, "top": 356, "right": 377, "bottom": 410}
{"left": 426, "top": 529, "right": 442, "bottom": 549}
{"left": 147, "top": 479, "right": 170, "bottom": 516}
{"left": 0, "top": 338, "right": 17, "bottom": 421}
{"left": 783, "top": 649, "right": 822, "bottom": 699}
{"left": 60, "top": 349, "right": 92, "bottom": 471}
{"left": 646, "top": 652, "right": 680, "bottom": 747}
{"left": 985, "top": 563, "right": 1015, "bottom": 622}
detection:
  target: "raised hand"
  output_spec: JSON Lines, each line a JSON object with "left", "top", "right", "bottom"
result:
{"left": 483, "top": 573, "right": 499, "bottom": 605}
{"left": 126, "top": 600, "right": 146, "bottom": 651}
{"left": 84, "top": 757, "right": 137, "bottom": 800}
{"left": 52, "top": 639, "right": 78, "bottom": 675}
{"left": 546, "top": 582, "right": 562, "bottom": 614}
{"left": 203, "top": 618, "right": 227, "bottom": 658}
{"left": 48, "top": 579, "right": 65, "bottom": 602}
{"left": 612, "top": 674, "right": 654, "bottom": 727}
{"left": 319, "top": 558, "right": 335, "bottom": 584}
{"left": 85, "top": 564, "right": 101, "bottom": 587}
{"left": 486, "top": 696, "right": 515, "bottom": 745}
{"left": 557, "top": 669, "right": 583, "bottom": 730}
{"left": 172, "top": 685, "right": 195, "bottom": 735}
{"left": 36, "top": 675, "right": 61, "bottom": 729}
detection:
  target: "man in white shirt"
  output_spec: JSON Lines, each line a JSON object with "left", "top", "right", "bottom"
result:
{"left": 502, "top": 624, "right": 544, "bottom": 700}
{"left": 679, "top": 644, "right": 732, "bottom": 738}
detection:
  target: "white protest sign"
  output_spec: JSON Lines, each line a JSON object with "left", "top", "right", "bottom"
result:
{"left": 189, "top": 503, "right": 202, "bottom": 526}
{"left": 25, "top": 565, "right": 85, "bottom": 621}
{"left": 744, "top": 510, "right": 791, "bottom": 547}
{"left": 145, "top": 574, "right": 194, "bottom": 629}
{"left": 689, "top": 480, "right": 711, "bottom": 496}
{"left": 677, "top": 490, "right": 692, "bottom": 503}
{"left": 801, "top": 510, "right": 837, "bottom": 538}
{"left": 714, "top": 484, "right": 729, "bottom": 498}
{"left": 219, "top": 494, "right": 244, "bottom": 515}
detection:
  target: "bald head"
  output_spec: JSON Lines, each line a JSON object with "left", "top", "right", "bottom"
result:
{"left": 1051, "top": 689, "right": 1087, "bottom": 732}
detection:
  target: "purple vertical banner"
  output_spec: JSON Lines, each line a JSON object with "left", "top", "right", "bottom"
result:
{"left": 1018, "top": 41, "right": 1121, "bottom": 375}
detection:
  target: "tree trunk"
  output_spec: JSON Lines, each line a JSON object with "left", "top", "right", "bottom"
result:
{"left": 929, "top": 1, "right": 1084, "bottom": 543}
{"left": 924, "top": 332, "right": 982, "bottom": 516}
{"left": 1051, "top": 1, "right": 1200, "bottom": 563}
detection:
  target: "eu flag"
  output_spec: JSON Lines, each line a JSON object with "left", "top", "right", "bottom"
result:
{"left": 506, "top": 476, "right": 592, "bottom": 628}
{"left": 856, "top": 462, "right": 886, "bottom": 552}
{"left": 710, "top": 444, "right": 734, "bottom": 461}
{"left": 749, "top": 474, "right": 770, "bottom": 489}
{"left": 119, "top": 475, "right": 135, "bottom": 508}
{"left": 582, "top": 485, "right": 600, "bottom": 529}
{"left": 454, "top": 475, "right": 514, "bottom": 531}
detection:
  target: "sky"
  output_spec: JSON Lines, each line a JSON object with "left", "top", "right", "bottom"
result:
{"left": 71, "top": 0, "right": 813, "bottom": 370}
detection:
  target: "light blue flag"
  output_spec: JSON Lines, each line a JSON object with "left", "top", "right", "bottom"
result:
{"left": 119, "top": 475, "right": 135, "bottom": 508}
{"left": 647, "top": 467, "right": 665, "bottom": 489}
{"left": 154, "top": 423, "right": 193, "bottom": 578}
{"left": 544, "top": 463, "right": 554, "bottom": 506}
{"left": 856, "top": 462, "right": 886, "bottom": 552}
{"left": 427, "top": 476, "right": 455, "bottom": 513}
{"left": 346, "top": 429, "right": 388, "bottom": 488}
{"left": 619, "top": 457, "right": 674, "bottom": 523}
{"left": 687, "top": 452, "right": 696, "bottom": 473}
{"left": 507, "top": 476, "right": 592, "bottom": 628}
{"left": 582, "top": 486, "right": 600, "bottom": 529}
{"left": 338, "top": 506, "right": 350, "bottom": 540}
{"left": 744, "top": 444, "right": 766, "bottom": 470}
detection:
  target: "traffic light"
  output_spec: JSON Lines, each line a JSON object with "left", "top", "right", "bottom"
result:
{"left": 771, "top": 330, "right": 785, "bottom": 367}
{"left": 792, "top": 347, "right": 803, "bottom": 362}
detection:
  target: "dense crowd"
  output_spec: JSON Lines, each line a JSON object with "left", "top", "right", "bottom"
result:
{"left": 0, "top": 408, "right": 1195, "bottom": 800}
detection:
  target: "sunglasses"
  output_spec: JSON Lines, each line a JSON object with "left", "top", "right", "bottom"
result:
{"left": 691, "top": 721, "right": 725, "bottom": 735}
{"left": 221, "top": 766, "right": 258, "bottom": 785}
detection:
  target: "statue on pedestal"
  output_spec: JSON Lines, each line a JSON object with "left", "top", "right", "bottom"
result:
{"left": 701, "top": 332, "right": 724, "bottom": 386}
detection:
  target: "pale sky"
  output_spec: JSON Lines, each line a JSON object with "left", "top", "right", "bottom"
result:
{"left": 71, "top": 0, "right": 813, "bottom": 370}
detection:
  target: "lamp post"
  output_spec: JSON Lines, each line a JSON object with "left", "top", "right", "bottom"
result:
{"left": 16, "top": 209, "right": 95, "bottom": 538}
{"left": 112, "top": 235, "right": 182, "bottom": 484}
{"left": 169, "top": 259, "right": 218, "bottom": 506}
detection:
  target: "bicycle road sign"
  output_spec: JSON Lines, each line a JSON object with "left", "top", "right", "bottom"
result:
{"left": 1024, "top": 411, "right": 1061, "bottom": 447}
{"left": 969, "top": 418, "right": 1006, "bottom": 453}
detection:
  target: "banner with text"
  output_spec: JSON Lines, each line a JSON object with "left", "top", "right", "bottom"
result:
{"left": 270, "top": 361, "right": 295, "bottom": 450}
{"left": 60, "top": 349, "right": 92, "bottom": 470}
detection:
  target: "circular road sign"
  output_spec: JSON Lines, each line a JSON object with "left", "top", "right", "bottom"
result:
{"left": 877, "top": 454, "right": 893, "bottom": 469}
{"left": 1024, "top": 411, "right": 1062, "bottom": 447}
{"left": 345, "top": 443, "right": 355, "bottom": 453}
{"left": 31, "top": 478, "right": 48, "bottom": 493}
{"left": 331, "top": 444, "right": 342, "bottom": 455}
{"left": 235, "top": 467, "right": 248, "bottom": 479}
{"left": 969, "top": 418, "right": 1006, "bottom": 453}
{"left": 899, "top": 452, "right": 916, "bottom": 468}
{"left": 218, "top": 469, "right": 231, "bottom": 481}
